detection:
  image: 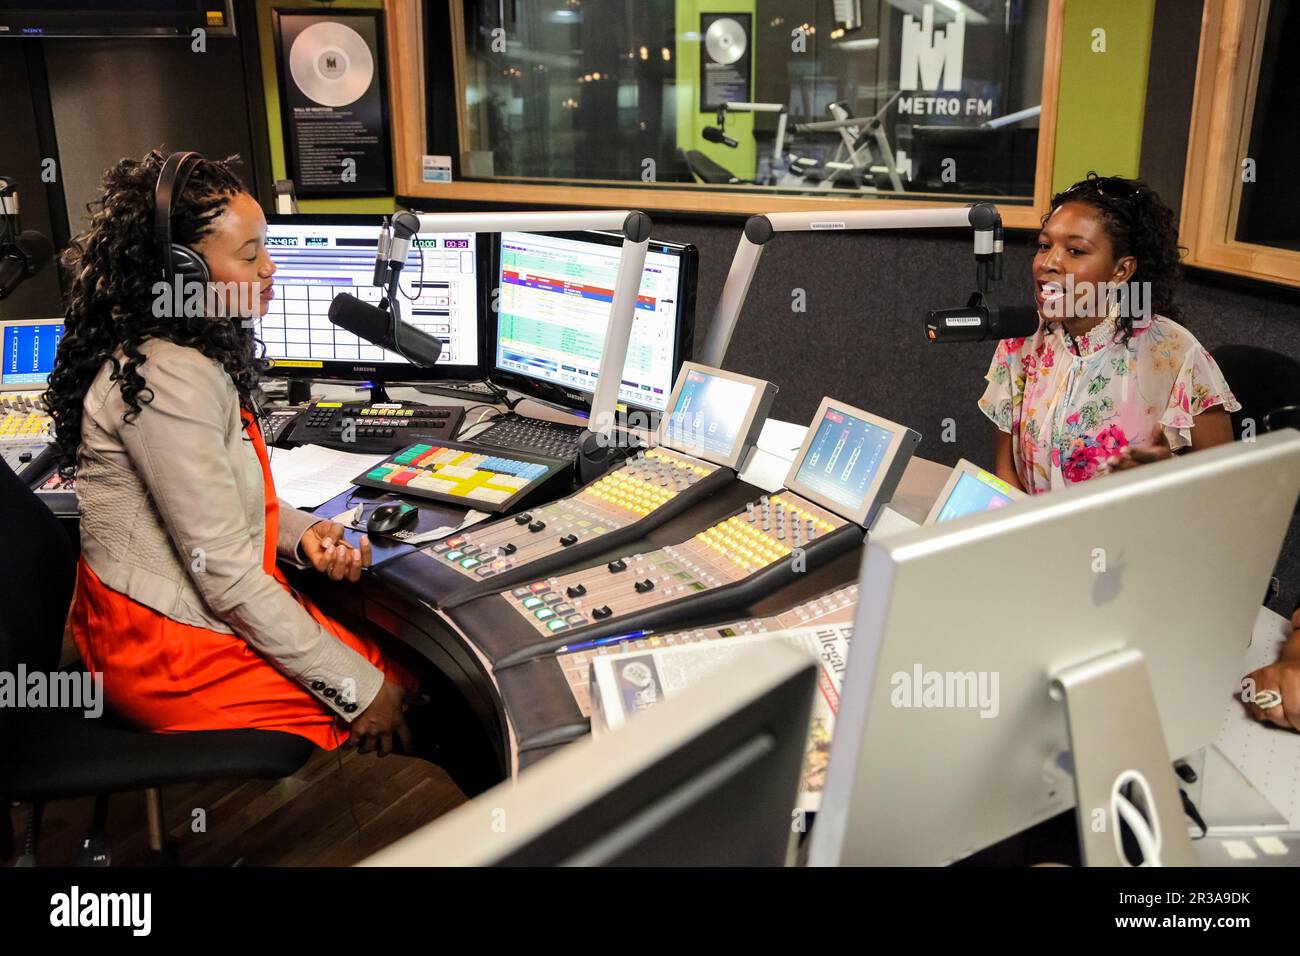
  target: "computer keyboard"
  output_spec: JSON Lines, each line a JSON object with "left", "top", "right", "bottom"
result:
{"left": 473, "top": 414, "right": 584, "bottom": 460}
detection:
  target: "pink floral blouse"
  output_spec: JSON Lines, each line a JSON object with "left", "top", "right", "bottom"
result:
{"left": 978, "top": 314, "right": 1240, "bottom": 494}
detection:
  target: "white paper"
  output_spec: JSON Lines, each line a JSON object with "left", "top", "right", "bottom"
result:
{"left": 270, "top": 444, "right": 390, "bottom": 509}
{"left": 590, "top": 623, "right": 851, "bottom": 810}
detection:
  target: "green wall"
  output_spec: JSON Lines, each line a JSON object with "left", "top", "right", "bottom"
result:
{"left": 675, "top": 0, "right": 759, "bottom": 180}
{"left": 256, "top": 0, "right": 396, "bottom": 213}
{"left": 1052, "top": 0, "right": 1156, "bottom": 193}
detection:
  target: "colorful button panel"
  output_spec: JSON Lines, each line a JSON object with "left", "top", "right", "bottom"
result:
{"left": 364, "top": 443, "right": 550, "bottom": 506}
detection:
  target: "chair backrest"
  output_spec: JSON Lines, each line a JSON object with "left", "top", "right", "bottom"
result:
{"left": 0, "top": 461, "right": 77, "bottom": 754}
{"left": 1211, "top": 345, "right": 1300, "bottom": 440}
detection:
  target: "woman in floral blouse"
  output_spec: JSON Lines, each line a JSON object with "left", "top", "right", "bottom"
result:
{"left": 979, "top": 173, "right": 1238, "bottom": 493}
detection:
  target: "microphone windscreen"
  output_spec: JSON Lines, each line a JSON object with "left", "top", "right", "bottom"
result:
{"left": 327, "top": 292, "right": 386, "bottom": 340}
{"left": 992, "top": 306, "right": 1042, "bottom": 339}
{"left": 391, "top": 211, "right": 420, "bottom": 239}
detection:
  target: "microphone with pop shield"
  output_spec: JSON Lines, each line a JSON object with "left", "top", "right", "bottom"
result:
{"left": 702, "top": 126, "right": 738, "bottom": 148}
{"left": 0, "top": 230, "right": 54, "bottom": 300}
{"left": 925, "top": 293, "right": 1041, "bottom": 343}
{"left": 328, "top": 292, "right": 444, "bottom": 367}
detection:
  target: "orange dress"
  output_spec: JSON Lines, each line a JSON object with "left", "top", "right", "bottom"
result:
{"left": 71, "top": 414, "right": 418, "bottom": 749}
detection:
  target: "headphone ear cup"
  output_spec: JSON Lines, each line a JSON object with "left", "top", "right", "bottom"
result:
{"left": 168, "top": 243, "right": 210, "bottom": 286}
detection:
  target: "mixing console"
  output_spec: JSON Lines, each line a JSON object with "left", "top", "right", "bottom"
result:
{"left": 452, "top": 491, "right": 861, "bottom": 663}
{"left": 0, "top": 392, "right": 51, "bottom": 445}
{"left": 449, "top": 393, "right": 919, "bottom": 666}
{"left": 555, "top": 584, "right": 859, "bottom": 716}
{"left": 387, "top": 362, "right": 779, "bottom": 608}
{"left": 421, "top": 446, "right": 729, "bottom": 606}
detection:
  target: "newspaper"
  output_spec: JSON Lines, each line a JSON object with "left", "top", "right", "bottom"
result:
{"left": 589, "top": 623, "right": 851, "bottom": 810}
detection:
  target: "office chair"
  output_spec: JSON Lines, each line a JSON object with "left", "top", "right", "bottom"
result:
{"left": 0, "top": 461, "right": 315, "bottom": 865}
{"left": 1211, "top": 345, "right": 1300, "bottom": 444}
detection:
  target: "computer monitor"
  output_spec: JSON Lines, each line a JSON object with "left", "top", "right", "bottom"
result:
{"left": 1, "top": 317, "right": 63, "bottom": 391}
{"left": 257, "top": 215, "right": 483, "bottom": 383}
{"left": 923, "top": 458, "right": 1026, "bottom": 525}
{"left": 360, "top": 643, "right": 816, "bottom": 866}
{"left": 809, "top": 430, "right": 1300, "bottom": 866}
{"left": 784, "top": 396, "right": 921, "bottom": 528}
{"left": 657, "top": 362, "right": 777, "bottom": 471}
{"left": 488, "top": 230, "right": 697, "bottom": 414}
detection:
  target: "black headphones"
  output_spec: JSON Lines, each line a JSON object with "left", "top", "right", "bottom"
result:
{"left": 154, "top": 150, "right": 211, "bottom": 285}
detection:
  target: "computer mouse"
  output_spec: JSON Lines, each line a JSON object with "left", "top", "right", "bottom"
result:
{"left": 367, "top": 502, "right": 419, "bottom": 535}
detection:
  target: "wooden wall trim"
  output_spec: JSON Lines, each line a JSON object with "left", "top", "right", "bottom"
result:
{"left": 1179, "top": 0, "right": 1300, "bottom": 288}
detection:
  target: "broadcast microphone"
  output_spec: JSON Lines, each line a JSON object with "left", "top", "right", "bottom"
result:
{"left": 0, "top": 230, "right": 54, "bottom": 300}
{"left": 702, "top": 126, "right": 738, "bottom": 148}
{"left": 328, "top": 292, "right": 444, "bottom": 367}
{"left": 925, "top": 295, "right": 1040, "bottom": 343}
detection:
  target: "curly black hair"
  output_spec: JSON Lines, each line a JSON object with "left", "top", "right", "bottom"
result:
{"left": 1045, "top": 172, "right": 1185, "bottom": 342}
{"left": 44, "top": 149, "right": 264, "bottom": 477}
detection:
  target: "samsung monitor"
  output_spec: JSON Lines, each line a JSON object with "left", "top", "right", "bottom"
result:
{"left": 1, "top": 317, "right": 62, "bottom": 391}
{"left": 785, "top": 396, "right": 921, "bottom": 529}
{"left": 257, "top": 215, "right": 484, "bottom": 384}
{"left": 656, "top": 362, "right": 777, "bottom": 471}
{"left": 809, "top": 430, "right": 1300, "bottom": 866}
{"left": 488, "top": 230, "right": 697, "bottom": 415}
{"left": 923, "top": 458, "right": 1026, "bottom": 525}
{"left": 360, "top": 643, "right": 816, "bottom": 866}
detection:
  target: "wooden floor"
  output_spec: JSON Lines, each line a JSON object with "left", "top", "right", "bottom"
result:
{"left": 3, "top": 747, "right": 468, "bottom": 867}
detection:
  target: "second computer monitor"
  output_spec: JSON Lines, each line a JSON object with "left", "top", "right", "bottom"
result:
{"left": 489, "top": 230, "right": 697, "bottom": 414}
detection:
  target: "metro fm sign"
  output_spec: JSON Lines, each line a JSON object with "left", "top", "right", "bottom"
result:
{"left": 897, "top": 4, "right": 994, "bottom": 120}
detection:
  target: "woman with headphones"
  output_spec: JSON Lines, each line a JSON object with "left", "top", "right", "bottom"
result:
{"left": 978, "top": 173, "right": 1238, "bottom": 493}
{"left": 45, "top": 150, "right": 498, "bottom": 794}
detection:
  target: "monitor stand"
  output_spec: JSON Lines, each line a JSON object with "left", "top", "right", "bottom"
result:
{"left": 365, "top": 381, "right": 398, "bottom": 404}
{"left": 1051, "top": 648, "right": 1198, "bottom": 866}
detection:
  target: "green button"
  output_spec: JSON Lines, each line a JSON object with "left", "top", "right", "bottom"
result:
{"left": 546, "top": 620, "right": 569, "bottom": 632}
{"left": 367, "top": 468, "right": 390, "bottom": 480}
{"left": 445, "top": 550, "right": 463, "bottom": 562}
{"left": 522, "top": 597, "right": 543, "bottom": 609}
{"left": 460, "top": 558, "right": 480, "bottom": 569}
{"left": 534, "top": 608, "right": 556, "bottom": 621}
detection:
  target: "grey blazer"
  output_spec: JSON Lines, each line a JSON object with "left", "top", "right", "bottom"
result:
{"left": 76, "top": 338, "right": 384, "bottom": 720}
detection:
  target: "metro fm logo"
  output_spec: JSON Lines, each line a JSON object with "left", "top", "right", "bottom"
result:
{"left": 897, "top": 4, "right": 992, "bottom": 119}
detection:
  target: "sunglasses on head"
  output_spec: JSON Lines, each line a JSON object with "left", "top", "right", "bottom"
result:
{"left": 1064, "top": 176, "right": 1143, "bottom": 201}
